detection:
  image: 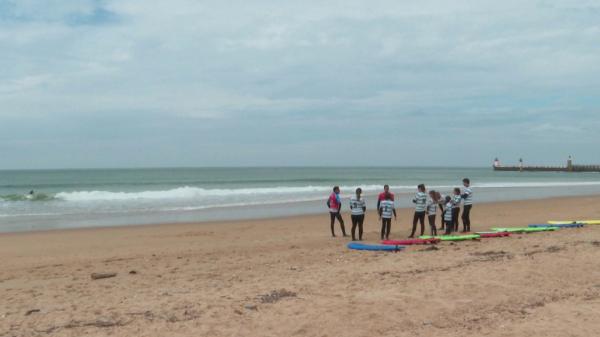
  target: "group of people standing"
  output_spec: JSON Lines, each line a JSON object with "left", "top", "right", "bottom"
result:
{"left": 326, "top": 179, "right": 473, "bottom": 241}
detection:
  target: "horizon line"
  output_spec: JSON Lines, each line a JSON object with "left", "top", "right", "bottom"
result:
{"left": 0, "top": 165, "right": 495, "bottom": 172}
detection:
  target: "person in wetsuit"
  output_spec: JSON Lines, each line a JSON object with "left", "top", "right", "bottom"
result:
{"left": 426, "top": 190, "right": 440, "bottom": 236}
{"left": 378, "top": 192, "right": 396, "bottom": 240}
{"left": 452, "top": 187, "right": 462, "bottom": 232}
{"left": 461, "top": 178, "right": 473, "bottom": 232}
{"left": 436, "top": 191, "right": 445, "bottom": 231}
{"left": 410, "top": 184, "right": 427, "bottom": 238}
{"left": 443, "top": 195, "right": 454, "bottom": 235}
{"left": 377, "top": 184, "right": 394, "bottom": 211}
{"left": 349, "top": 188, "right": 367, "bottom": 241}
{"left": 327, "top": 186, "right": 347, "bottom": 237}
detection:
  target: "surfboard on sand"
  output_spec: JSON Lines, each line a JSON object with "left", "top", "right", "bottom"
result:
{"left": 419, "top": 235, "right": 480, "bottom": 241}
{"left": 530, "top": 223, "right": 584, "bottom": 228}
{"left": 548, "top": 220, "right": 600, "bottom": 225}
{"left": 491, "top": 227, "right": 557, "bottom": 233}
{"left": 382, "top": 238, "right": 440, "bottom": 245}
{"left": 476, "top": 232, "right": 511, "bottom": 238}
{"left": 347, "top": 242, "right": 404, "bottom": 251}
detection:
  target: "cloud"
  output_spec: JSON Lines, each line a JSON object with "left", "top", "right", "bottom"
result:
{"left": 0, "top": 0, "right": 599, "bottom": 168}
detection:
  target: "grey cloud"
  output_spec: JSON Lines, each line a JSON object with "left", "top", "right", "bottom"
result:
{"left": 0, "top": 0, "right": 599, "bottom": 168}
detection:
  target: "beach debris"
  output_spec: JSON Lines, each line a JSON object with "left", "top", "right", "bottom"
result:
{"left": 91, "top": 272, "right": 117, "bottom": 280}
{"left": 25, "top": 309, "right": 41, "bottom": 316}
{"left": 524, "top": 245, "right": 565, "bottom": 257}
{"left": 591, "top": 241, "right": 600, "bottom": 247}
{"left": 421, "top": 246, "right": 439, "bottom": 252}
{"left": 546, "top": 245, "right": 563, "bottom": 253}
{"left": 471, "top": 251, "right": 513, "bottom": 261}
{"left": 244, "top": 304, "right": 258, "bottom": 311}
{"left": 64, "top": 318, "right": 127, "bottom": 329}
{"left": 258, "top": 289, "right": 297, "bottom": 304}
{"left": 125, "top": 311, "right": 154, "bottom": 319}
{"left": 129, "top": 270, "right": 137, "bottom": 275}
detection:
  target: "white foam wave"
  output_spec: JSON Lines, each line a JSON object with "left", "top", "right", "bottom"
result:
{"left": 51, "top": 181, "right": 600, "bottom": 202}
{"left": 474, "top": 181, "right": 600, "bottom": 188}
{"left": 53, "top": 185, "right": 398, "bottom": 202}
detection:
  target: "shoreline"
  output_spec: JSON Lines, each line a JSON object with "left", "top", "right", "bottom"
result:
{"left": 2, "top": 193, "right": 600, "bottom": 236}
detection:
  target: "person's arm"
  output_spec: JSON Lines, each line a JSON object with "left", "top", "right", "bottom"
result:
{"left": 377, "top": 198, "right": 381, "bottom": 210}
{"left": 362, "top": 201, "right": 366, "bottom": 213}
{"left": 393, "top": 209, "right": 397, "bottom": 219}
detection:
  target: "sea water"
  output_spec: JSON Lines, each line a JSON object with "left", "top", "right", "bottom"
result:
{"left": 1, "top": 167, "right": 600, "bottom": 232}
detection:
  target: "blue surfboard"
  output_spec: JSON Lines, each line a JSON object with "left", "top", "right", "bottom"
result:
{"left": 347, "top": 242, "right": 404, "bottom": 252}
{"left": 529, "top": 223, "right": 584, "bottom": 228}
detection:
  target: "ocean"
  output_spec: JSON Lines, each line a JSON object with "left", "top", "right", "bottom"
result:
{"left": 1, "top": 167, "right": 600, "bottom": 233}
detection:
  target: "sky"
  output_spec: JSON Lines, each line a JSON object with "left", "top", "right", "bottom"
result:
{"left": 1, "top": 0, "right": 599, "bottom": 169}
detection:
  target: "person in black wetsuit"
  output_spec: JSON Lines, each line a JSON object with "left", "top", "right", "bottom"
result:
{"left": 452, "top": 187, "right": 462, "bottom": 232}
{"left": 461, "top": 178, "right": 473, "bottom": 232}
{"left": 443, "top": 195, "right": 454, "bottom": 235}
{"left": 327, "top": 186, "right": 346, "bottom": 237}
{"left": 378, "top": 193, "right": 396, "bottom": 240}
{"left": 426, "top": 190, "right": 440, "bottom": 236}
{"left": 436, "top": 191, "right": 445, "bottom": 231}
{"left": 409, "top": 184, "right": 427, "bottom": 238}
{"left": 349, "top": 188, "right": 367, "bottom": 241}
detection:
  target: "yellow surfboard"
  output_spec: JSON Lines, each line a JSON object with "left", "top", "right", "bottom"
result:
{"left": 548, "top": 220, "right": 600, "bottom": 225}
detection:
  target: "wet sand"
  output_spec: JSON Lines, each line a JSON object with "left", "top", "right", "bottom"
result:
{"left": 1, "top": 195, "right": 600, "bottom": 337}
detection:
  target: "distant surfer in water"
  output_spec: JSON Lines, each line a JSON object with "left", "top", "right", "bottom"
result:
{"left": 26, "top": 190, "right": 35, "bottom": 200}
{"left": 327, "top": 186, "right": 347, "bottom": 237}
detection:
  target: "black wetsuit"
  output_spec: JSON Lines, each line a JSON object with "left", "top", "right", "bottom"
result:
{"left": 351, "top": 214, "right": 365, "bottom": 241}
{"left": 410, "top": 212, "right": 426, "bottom": 237}
{"left": 444, "top": 207, "right": 454, "bottom": 235}
{"left": 452, "top": 207, "right": 460, "bottom": 232}
{"left": 330, "top": 212, "right": 346, "bottom": 237}
{"left": 439, "top": 204, "right": 445, "bottom": 230}
{"left": 428, "top": 215, "right": 437, "bottom": 236}
{"left": 462, "top": 204, "right": 472, "bottom": 232}
{"left": 381, "top": 218, "right": 391, "bottom": 240}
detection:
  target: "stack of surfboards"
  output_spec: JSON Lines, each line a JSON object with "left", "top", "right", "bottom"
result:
{"left": 346, "top": 220, "right": 598, "bottom": 251}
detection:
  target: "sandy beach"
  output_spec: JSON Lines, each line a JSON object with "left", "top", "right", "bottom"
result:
{"left": 2, "top": 195, "right": 600, "bottom": 337}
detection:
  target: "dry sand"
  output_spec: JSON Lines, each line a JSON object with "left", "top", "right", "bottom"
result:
{"left": 2, "top": 195, "right": 600, "bottom": 337}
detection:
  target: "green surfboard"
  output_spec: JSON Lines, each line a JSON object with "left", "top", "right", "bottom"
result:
{"left": 491, "top": 227, "right": 557, "bottom": 233}
{"left": 419, "top": 234, "right": 480, "bottom": 241}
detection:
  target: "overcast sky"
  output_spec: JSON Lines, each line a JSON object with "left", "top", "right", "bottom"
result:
{"left": 1, "top": 0, "right": 599, "bottom": 169}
